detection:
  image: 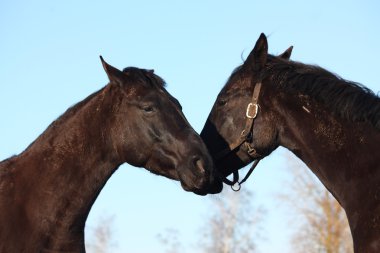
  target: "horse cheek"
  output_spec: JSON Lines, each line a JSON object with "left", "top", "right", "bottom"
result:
{"left": 253, "top": 119, "right": 278, "bottom": 156}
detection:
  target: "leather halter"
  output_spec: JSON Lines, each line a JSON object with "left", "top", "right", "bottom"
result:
{"left": 215, "top": 82, "right": 263, "bottom": 191}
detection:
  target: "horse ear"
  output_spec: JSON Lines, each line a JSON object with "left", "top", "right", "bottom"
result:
{"left": 279, "top": 46, "right": 293, "bottom": 60}
{"left": 245, "top": 33, "right": 268, "bottom": 71}
{"left": 99, "top": 56, "right": 125, "bottom": 86}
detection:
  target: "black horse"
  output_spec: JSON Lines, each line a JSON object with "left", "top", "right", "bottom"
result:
{"left": 201, "top": 34, "right": 380, "bottom": 253}
{"left": 0, "top": 57, "right": 222, "bottom": 253}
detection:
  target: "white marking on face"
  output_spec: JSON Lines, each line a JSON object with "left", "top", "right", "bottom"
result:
{"left": 221, "top": 116, "right": 236, "bottom": 132}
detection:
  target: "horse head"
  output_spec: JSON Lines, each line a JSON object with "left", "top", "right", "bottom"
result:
{"left": 101, "top": 57, "right": 222, "bottom": 195}
{"left": 200, "top": 34, "right": 292, "bottom": 182}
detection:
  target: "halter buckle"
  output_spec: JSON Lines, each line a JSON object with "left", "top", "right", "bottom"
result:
{"left": 245, "top": 142, "right": 257, "bottom": 157}
{"left": 246, "top": 103, "right": 258, "bottom": 119}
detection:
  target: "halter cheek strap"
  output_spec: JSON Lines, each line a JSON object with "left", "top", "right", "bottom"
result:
{"left": 215, "top": 82, "right": 263, "bottom": 191}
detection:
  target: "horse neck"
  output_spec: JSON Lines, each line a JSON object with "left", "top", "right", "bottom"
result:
{"left": 267, "top": 85, "right": 380, "bottom": 210}
{"left": 6, "top": 86, "right": 123, "bottom": 250}
{"left": 270, "top": 87, "right": 380, "bottom": 252}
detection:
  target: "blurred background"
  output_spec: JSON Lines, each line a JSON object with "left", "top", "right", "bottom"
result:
{"left": 1, "top": 1, "right": 379, "bottom": 252}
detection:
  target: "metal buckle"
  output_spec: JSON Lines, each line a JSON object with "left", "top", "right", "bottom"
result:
{"left": 245, "top": 142, "right": 257, "bottom": 156}
{"left": 246, "top": 103, "right": 258, "bottom": 119}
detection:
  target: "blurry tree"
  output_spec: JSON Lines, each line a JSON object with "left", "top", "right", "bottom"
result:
{"left": 86, "top": 215, "right": 117, "bottom": 253}
{"left": 198, "top": 186, "right": 265, "bottom": 253}
{"left": 282, "top": 154, "right": 353, "bottom": 253}
{"left": 157, "top": 228, "right": 182, "bottom": 253}
{"left": 157, "top": 183, "right": 265, "bottom": 253}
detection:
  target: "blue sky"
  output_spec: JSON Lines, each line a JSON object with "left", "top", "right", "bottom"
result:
{"left": 1, "top": 1, "right": 379, "bottom": 252}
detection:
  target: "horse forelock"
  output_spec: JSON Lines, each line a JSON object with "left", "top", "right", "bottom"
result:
{"left": 122, "top": 67, "right": 166, "bottom": 90}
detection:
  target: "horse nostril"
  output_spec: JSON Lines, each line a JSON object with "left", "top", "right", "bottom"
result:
{"left": 192, "top": 156, "right": 206, "bottom": 175}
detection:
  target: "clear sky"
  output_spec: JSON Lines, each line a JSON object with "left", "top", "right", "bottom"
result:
{"left": 1, "top": 1, "right": 379, "bottom": 252}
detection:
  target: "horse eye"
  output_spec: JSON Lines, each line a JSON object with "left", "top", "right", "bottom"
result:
{"left": 142, "top": 106, "right": 154, "bottom": 113}
{"left": 218, "top": 99, "right": 227, "bottom": 106}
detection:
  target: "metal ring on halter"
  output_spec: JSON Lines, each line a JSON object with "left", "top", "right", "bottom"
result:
{"left": 231, "top": 182, "right": 241, "bottom": 191}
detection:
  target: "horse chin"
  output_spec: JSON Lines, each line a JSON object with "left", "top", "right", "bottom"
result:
{"left": 178, "top": 174, "right": 223, "bottom": 196}
{"left": 207, "top": 180, "right": 224, "bottom": 194}
{"left": 178, "top": 180, "right": 199, "bottom": 194}
{"left": 190, "top": 188, "right": 208, "bottom": 196}
{"left": 179, "top": 182, "right": 222, "bottom": 196}
{"left": 215, "top": 149, "right": 250, "bottom": 177}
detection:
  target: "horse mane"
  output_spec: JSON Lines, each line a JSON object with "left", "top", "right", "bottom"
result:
{"left": 20, "top": 88, "right": 106, "bottom": 152}
{"left": 22, "top": 67, "right": 167, "bottom": 152}
{"left": 53, "top": 88, "right": 105, "bottom": 126}
{"left": 37, "top": 67, "right": 165, "bottom": 135}
{"left": 265, "top": 55, "right": 380, "bottom": 130}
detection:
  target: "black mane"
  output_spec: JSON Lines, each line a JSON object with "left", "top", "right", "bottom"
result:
{"left": 35, "top": 67, "right": 167, "bottom": 145}
{"left": 265, "top": 55, "right": 380, "bottom": 129}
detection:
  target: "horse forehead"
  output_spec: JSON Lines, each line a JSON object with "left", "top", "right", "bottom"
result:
{"left": 222, "top": 81, "right": 250, "bottom": 98}
{"left": 123, "top": 83, "right": 163, "bottom": 98}
{"left": 138, "top": 87, "right": 181, "bottom": 109}
{"left": 224, "top": 73, "right": 251, "bottom": 93}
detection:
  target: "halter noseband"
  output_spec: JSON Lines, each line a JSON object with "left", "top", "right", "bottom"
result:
{"left": 215, "top": 81, "right": 263, "bottom": 191}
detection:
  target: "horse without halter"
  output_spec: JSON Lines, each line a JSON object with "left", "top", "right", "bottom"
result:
{"left": 0, "top": 57, "right": 222, "bottom": 253}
